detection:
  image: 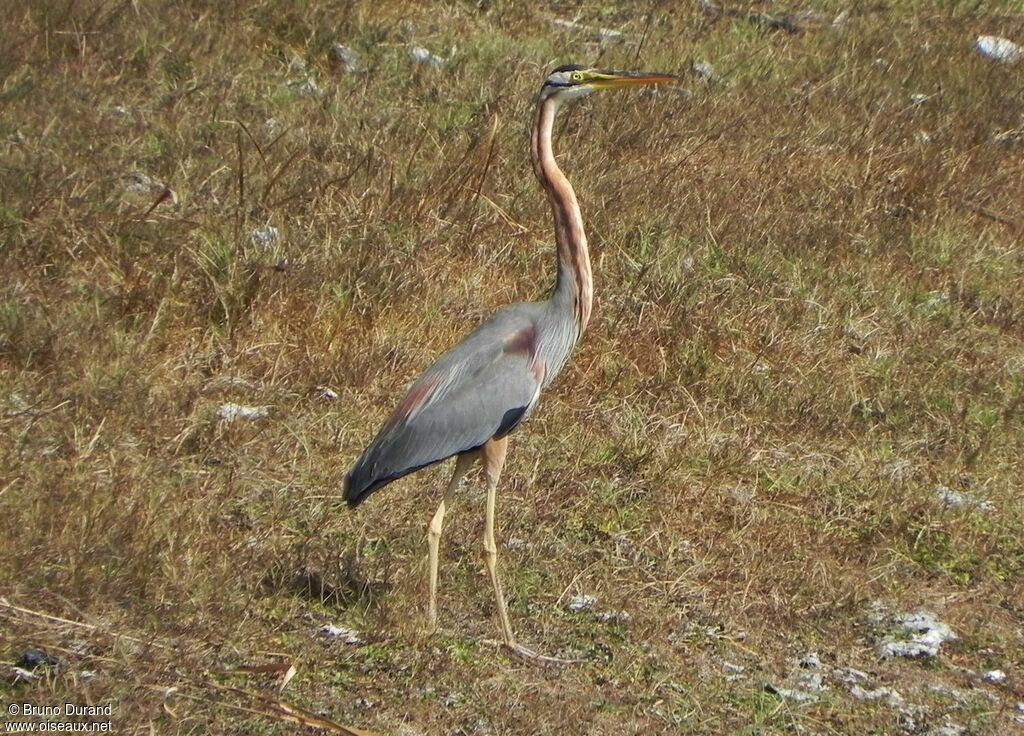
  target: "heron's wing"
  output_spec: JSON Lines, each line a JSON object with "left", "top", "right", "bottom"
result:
{"left": 344, "top": 314, "right": 546, "bottom": 506}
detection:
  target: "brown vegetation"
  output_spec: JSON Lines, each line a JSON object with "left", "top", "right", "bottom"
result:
{"left": 1, "top": 1, "right": 1022, "bottom": 733}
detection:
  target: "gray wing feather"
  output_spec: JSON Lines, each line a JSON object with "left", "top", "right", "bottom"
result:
{"left": 344, "top": 305, "right": 544, "bottom": 506}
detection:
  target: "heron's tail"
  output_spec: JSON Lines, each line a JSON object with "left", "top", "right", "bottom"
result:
{"left": 343, "top": 448, "right": 414, "bottom": 508}
{"left": 343, "top": 455, "right": 383, "bottom": 508}
{"left": 344, "top": 443, "right": 446, "bottom": 508}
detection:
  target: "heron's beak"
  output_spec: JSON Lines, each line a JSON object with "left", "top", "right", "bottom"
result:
{"left": 587, "top": 70, "right": 676, "bottom": 90}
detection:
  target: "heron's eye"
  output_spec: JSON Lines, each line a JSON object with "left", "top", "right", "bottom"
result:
{"left": 571, "top": 71, "right": 584, "bottom": 82}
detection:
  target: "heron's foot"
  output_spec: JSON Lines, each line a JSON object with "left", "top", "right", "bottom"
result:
{"left": 503, "top": 639, "right": 584, "bottom": 666}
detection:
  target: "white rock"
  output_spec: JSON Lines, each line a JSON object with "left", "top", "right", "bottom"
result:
{"left": 929, "top": 725, "right": 966, "bottom": 736}
{"left": 691, "top": 61, "right": 714, "bottom": 81}
{"left": 766, "top": 684, "right": 818, "bottom": 703}
{"left": 122, "top": 171, "right": 159, "bottom": 198}
{"left": 697, "top": 0, "right": 722, "bottom": 18}
{"left": 934, "top": 486, "right": 994, "bottom": 512}
{"left": 910, "top": 93, "right": 929, "bottom": 106}
{"left": 975, "top": 35, "right": 1022, "bottom": 63}
{"left": 850, "top": 685, "right": 904, "bottom": 706}
{"left": 596, "top": 610, "right": 631, "bottom": 624}
{"left": 121, "top": 171, "right": 177, "bottom": 206}
{"left": 835, "top": 666, "right": 869, "bottom": 684}
{"left": 797, "top": 672, "right": 826, "bottom": 692}
{"left": 318, "top": 624, "right": 362, "bottom": 645}
{"left": 312, "top": 386, "right": 339, "bottom": 401}
{"left": 217, "top": 403, "right": 269, "bottom": 422}
{"left": 550, "top": 18, "right": 624, "bottom": 43}
{"left": 250, "top": 225, "right": 281, "bottom": 249}
{"left": 982, "top": 669, "right": 1006, "bottom": 684}
{"left": 328, "top": 44, "right": 360, "bottom": 73}
{"left": 409, "top": 47, "right": 446, "bottom": 69}
{"left": 287, "top": 77, "right": 324, "bottom": 98}
{"left": 797, "top": 652, "right": 822, "bottom": 669}
{"left": 567, "top": 594, "right": 597, "bottom": 613}
{"left": 900, "top": 611, "right": 956, "bottom": 639}
{"left": 879, "top": 610, "right": 956, "bottom": 659}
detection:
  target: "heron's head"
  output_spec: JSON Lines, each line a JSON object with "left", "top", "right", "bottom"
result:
{"left": 539, "top": 64, "right": 675, "bottom": 106}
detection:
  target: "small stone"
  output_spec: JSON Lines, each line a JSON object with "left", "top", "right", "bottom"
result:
{"left": 910, "top": 93, "right": 929, "bottom": 106}
{"left": 867, "top": 600, "right": 888, "bottom": 623}
{"left": 122, "top": 171, "right": 160, "bottom": 199}
{"left": 850, "top": 685, "right": 904, "bottom": 706}
{"left": 975, "top": 35, "right": 1022, "bottom": 63}
{"left": 287, "top": 77, "right": 324, "bottom": 98}
{"left": 250, "top": 225, "right": 281, "bottom": 249}
{"left": 982, "top": 669, "right": 1006, "bottom": 684}
{"left": 934, "top": 486, "right": 994, "bottom": 512}
{"left": 764, "top": 683, "right": 817, "bottom": 704}
{"left": 796, "top": 672, "right": 826, "bottom": 692}
{"left": 549, "top": 18, "right": 624, "bottom": 44}
{"left": 250, "top": 226, "right": 281, "bottom": 249}
{"left": 409, "top": 47, "right": 446, "bottom": 70}
{"left": 697, "top": 0, "right": 722, "bottom": 18}
{"left": 596, "top": 610, "right": 631, "bottom": 624}
{"left": 797, "top": 652, "right": 822, "bottom": 669}
{"left": 318, "top": 625, "right": 362, "bottom": 645}
{"left": 328, "top": 44, "right": 360, "bottom": 73}
{"left": 691, "top": 61, "right": 714, "bottom": 81}
{"left": 928, "top": 725, "right": 966, "bottom": 736}
{"left": 120, "top": 172, "right": 177, "bottom": 207}
{"left": 312, "top": 386, "right": 339, "bottom": 402}
{"left": 879, "top": 610, "right": 956, "bottom": 659}
{"left": 835, "top": 666, "right": 869, "bottom": 684}
{"left": 217, "top": 403, "right": 269, "bottom": 422}
{"left": 567, "top": 594, "right": 597, "bottom": 613}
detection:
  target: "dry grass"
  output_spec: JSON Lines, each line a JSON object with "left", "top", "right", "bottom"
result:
{"left": 1, "top": 0, "right": 1023, "bottom": 733}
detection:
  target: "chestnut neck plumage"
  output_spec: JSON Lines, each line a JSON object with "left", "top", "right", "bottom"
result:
{"left": 530, "top": 93, "right": 593, "bottom": 336}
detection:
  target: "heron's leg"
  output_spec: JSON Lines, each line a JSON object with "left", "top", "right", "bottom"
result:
{"left": 427, "top": 452, "right": 475, "bottom": 630}
{"left": 481, "top": 437, "right": 581, "bottom": 666}
{"left": 480, "top": 436, "right": 515, "bottom": 643}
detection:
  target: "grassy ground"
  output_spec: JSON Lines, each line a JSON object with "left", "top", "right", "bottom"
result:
{"left": 2, "top": 0, "right": 1023, "bottom": 733}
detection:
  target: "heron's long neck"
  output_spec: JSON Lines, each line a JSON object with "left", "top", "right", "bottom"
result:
{"left": 531, "top": 96, "right": 592, "bottom": 335}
